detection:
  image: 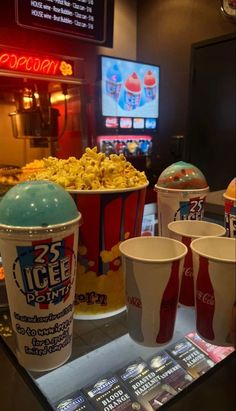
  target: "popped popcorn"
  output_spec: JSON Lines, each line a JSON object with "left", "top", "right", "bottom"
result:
{"left": 25, "top": 147, "right": 148, "bottom": 190}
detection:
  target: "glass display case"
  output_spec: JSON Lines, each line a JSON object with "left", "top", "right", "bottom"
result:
{"left": 0, "top": 303, "right": 235, "bottom": 411}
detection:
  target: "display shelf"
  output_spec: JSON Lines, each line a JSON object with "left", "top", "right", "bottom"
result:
{"left": 35, "top": 306, "right": 195, "bottom": 404}
{"left": 2, "top": 304, "right": 234, "bottom": 411}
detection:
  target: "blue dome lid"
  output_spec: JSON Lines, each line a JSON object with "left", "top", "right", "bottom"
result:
{"left": 156, "top": 161, "right": 208, "bottom": 189}
{"left": 0, "top": 181, "right": 79, "bottom": 227}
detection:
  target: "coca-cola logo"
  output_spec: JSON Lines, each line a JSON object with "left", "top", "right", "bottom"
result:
{"left": 127, "top": 295, "right": 142, "bottom": 308}
{"left": 183, "top": 267, "right": 193, "bottom": 277}
{"left": 196, "top": 290, "right": 215, "bottom": 305}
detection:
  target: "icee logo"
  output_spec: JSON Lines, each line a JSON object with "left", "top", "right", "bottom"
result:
{"left": 174, "top": 196, "right": 206, "bottom": 221}
{"left": 13, "top": 235, "right": 76, "bottom": 308}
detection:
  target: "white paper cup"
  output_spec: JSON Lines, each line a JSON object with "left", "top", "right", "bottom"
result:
{"left": 0, "top": 216, "right": 81, "bottom": 371}
{"left": 155, "top": 186, "right": 209, "bottom": 237}
{"left": 119, "top": 236, "right": 187, "bottom": 347}
{"left": 168, "top": 221, "right": 226, "bottom": 307}
{"left": 190, "top": 237, "right": 236, "bottom": 346}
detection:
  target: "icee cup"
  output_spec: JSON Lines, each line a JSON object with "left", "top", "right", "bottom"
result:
{"left": 69, "top": 183, "right": 148, "bottom": 319}
{"left": 190, "top": 237, "right": 236, "bottom": 346}
{"left": 0, "top": 181, "right": 82, "bottom": 372}
{"left": 119, "top": 236, "right": 188, "bottom": 347}
{"left": 223, "top": 177, "right": 236, "bottom": 238}
{"left": 155, "top": 161, "right": 209, "bottom": 237}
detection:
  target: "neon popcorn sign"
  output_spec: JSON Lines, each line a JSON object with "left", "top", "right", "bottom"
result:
{"left": 0, "top": 46, "right": 82, "bottom": 79}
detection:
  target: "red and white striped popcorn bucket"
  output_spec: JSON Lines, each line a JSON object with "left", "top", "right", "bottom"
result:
{"left": 69, "top": 184, "right": 148, "bottom": 319}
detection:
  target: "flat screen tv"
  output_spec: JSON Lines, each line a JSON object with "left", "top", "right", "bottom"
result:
{"left": 100, "top": 55, "right": 160, "bottom": 131}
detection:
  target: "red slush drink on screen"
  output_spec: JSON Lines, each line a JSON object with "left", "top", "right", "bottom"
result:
{"left": 124, "top": 72, "right": 142, "bottom": 110}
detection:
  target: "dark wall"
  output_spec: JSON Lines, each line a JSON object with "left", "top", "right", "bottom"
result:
{"left": 187, "top": 34, "right": 236, "bottom": 191}
{"left": 136, "top": 0, "right": 236, "bottom": 178}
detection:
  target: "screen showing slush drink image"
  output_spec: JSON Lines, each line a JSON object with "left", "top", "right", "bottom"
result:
{"left": 101, "top": 55, "right": 160, "bottom": 121}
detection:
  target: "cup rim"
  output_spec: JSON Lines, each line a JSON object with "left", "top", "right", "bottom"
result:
{"left": 223, "top": 192, "right": 236, "bottom": 201}
{"left": 119, "top": 236, "right": 188, "bottom": 263}
{"left": 168, "top": 220, "right": 226, "bottom": 238}
{"left": 154, "top": 185, "right": 209, "bottom": 193}
{"left": 190, "top": 236, "right": 236, "bottom": 263}
{"left": 68, "top": 182, "right": 149, "bottom": 194}
{"left": 0, "top": 214, "right": 82, "bottom": 235}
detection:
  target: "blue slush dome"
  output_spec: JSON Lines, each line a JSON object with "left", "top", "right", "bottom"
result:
{"left": 156, "top": 161, "right": 208, "bottom": 189}
{"left": 107, "top": 64, "right": 122, "bottom": 83}
{"left": 0, "top": 181, "right": 79, "bottom": 227}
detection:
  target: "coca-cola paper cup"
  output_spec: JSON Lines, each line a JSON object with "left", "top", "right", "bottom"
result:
{"left": 168, "top": 221, "right": 226, "bottom": 307}
{"left": 119, "top": 236, "right": 187, "bottom": 347}
{"left": 190, "top": 237, "right": 236, "bottom": 346}
{"left": 155, "top": 186, "right": 209, "bottom": 237}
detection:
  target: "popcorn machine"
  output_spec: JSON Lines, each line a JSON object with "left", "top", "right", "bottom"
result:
{"left": 0, "top": 44, "right": 87, "bottom": 167}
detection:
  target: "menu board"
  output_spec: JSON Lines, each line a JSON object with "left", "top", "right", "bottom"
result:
{"left": 15, "top": 0, "right": 112, "bottom": 44}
